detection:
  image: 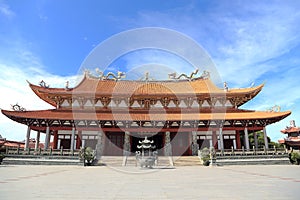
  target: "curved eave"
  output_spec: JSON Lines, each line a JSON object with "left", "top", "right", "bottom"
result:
{"left": 28, "top": 81, "right": 71, "bottom": 107}
{"left": 227, "top": 83, "right": 264, "bottom": 107}
{"left": 1, "top": 109, "right": 291, "bottom": 127}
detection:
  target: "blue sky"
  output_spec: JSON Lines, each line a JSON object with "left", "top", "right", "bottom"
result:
{"left": 0, "top": 0, "right": 300, "bottom": 142}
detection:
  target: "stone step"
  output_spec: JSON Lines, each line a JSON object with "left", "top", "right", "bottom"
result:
{"left": 2, "top": 157, "right": 82, "bottom": 166}
{"left": 217, "top": 154, "right": 288, "bottom": 160}
{"left": 4, "top": 154, "right": 79, "bottom": 160}
{"left": 157, "top": 157, "right": 173, "bottom": 167}
{"left": 173, "top": 156, "right": 202, "bottom": 166}
{"left": 100, "top": 156, "right": 124, "bottom": 166}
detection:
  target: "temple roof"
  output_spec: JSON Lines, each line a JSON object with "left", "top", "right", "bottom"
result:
{"left": 1, "top": 109, "right": 291, "bottom": 123}
{"left": 29, "top": 75, "right": 264, "bottom": 107}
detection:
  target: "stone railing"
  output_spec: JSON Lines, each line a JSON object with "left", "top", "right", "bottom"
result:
{"left": 214, "top": 147, "right": 287, "bottom": 157}
{"left": 5, "top": 147, "right": 80, "bottom": 157}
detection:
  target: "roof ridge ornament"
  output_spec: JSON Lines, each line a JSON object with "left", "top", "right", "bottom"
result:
{"left": 93, "top": 68, "right": 126, "bottom": 81}
{"left": 11, "top": 103, "right": 26, "bottom": 112}
{"left": 168, "top": 68, "right": 199, "bottom": 80}
{"left": 39, "top": 80, "right": 49, "bottom": 88}
{"left": 267, "top": 105, "right": 281, "bottom": 112}
{"left": 139, "top": 72, "right": 155, "bottom": 82}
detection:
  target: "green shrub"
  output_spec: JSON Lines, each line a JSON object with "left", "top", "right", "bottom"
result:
{"left": 199, "top": 147, "right": 210, "bottom": 166}
{"left": 290, "top": 151, "right": 300, "bottom": 165}
{"left": 79, "top": 147, "right": 95, "bottom": 166}
{"left": 0, "top": 153, "right": 4, "bottom": 164}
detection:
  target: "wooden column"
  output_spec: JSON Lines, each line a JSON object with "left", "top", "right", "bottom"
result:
{"left": 235, "top": 130, "right": 241, "bottom": 149}
{"left": 76, "top": 130, "right": 82, "bottom": 149}
{"left": 53, "top": 131, "right": 58, "bottom": 150}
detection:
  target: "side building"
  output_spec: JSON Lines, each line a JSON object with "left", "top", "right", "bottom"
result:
{"left": 1, "top": 71, "right": 291, "bottom": 156}
{"left": 279, "top": 120, "right": 300, "bottom": 150}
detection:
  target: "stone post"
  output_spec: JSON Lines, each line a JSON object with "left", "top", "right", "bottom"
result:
{"left": 70, "top": 127, "right": 76, "bottom": 152}
{"left": 123, "top": 131, "right": 131, "bottom": 156}
{"left": 164, "top": 131, "right": 172, "bottom": 156}
{"left": 95, "top": 130, "right": 103, "bottom": 161}
{"left": 35, "top": 131, "right": 40, "bottom": 150}
{"left": 253, "top": 131, "right": 258, "bottom": 150}
{"left": 219, "top": 127, "right": 224, "bottom": 151}
{"left": 244, "top": 127, "right": 250, "bottom": 151}
{"left": 191, "top": 131, "right": 199, "bottom": 155}
{"left": 24, "top": 126, "right": 31, "bottom": 150}
{"left": 263, "top": 127, "right": 269, "bottom": 150}
{"left": 44, "top": 126, "right": 50, "bottom": 150}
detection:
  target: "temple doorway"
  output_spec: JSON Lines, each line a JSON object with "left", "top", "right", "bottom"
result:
{"left": 103, "top": 132, "right": 124, "bottom": 156}
{"left": 171, "top": 132, "right": 190, "bottom": 156}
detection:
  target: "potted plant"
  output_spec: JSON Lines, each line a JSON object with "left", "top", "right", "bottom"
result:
{"left": 0, "top": 153, "right": 4, "bottom": 165}
{"left": 289, "top": 151, "right": 300, "bottom": 165}
{"left": 0, "top": 143, "right": 5, "bottom": 165}
{"left": 199, "top": 147, "right": 210, "bottom": 166}
{"left": 79, "top": 147, "right": 95, "bottom": 166}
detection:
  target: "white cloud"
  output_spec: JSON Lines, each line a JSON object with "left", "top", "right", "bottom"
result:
{"left": 0, "top": 2, "right": 14, "bottom": 18}
{"left": 0, "top": 58, "right": 79, "bottom": 141}
{"left": 122, "top": 2, "right": 300, "bottom": 86}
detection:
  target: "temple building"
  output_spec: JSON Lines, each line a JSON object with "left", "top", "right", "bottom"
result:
{"left": 279, "top": 120, "right": 300, "bottom": 150}
{"left": 1, "top": 70, "right": 291, "bottom": 156}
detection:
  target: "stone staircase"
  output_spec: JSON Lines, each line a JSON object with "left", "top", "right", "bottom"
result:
{"left": 173, "top": 156, "right": 202, "bottom": 166}
{"left": 157, "top": 156, "right": 173, "bottom": 167}
{"left": 2, "top": 155, "right": 82, "bottom": 166}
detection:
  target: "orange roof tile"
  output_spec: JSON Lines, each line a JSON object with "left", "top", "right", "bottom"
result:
{"left": 29, "top": 75, "right": 264, "bottom": 106}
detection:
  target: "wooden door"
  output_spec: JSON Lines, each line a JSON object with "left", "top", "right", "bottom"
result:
{"left": 103, "top": 132, "right": 124, "bottom": 156}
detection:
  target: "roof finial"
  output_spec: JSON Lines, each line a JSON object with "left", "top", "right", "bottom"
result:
{"left": 224, "top": 82, "right": 228, "bottom": 92}
{"left": 39, "top": 80, "right": 49, "bottom": 88}
{"left": 200, "top": 70, "right": 210, "bottom": 79}
{"left": 65, "top": 81, "right": 69, "bottom": 90}
{"left": 139, "top": 71, "right": 155, "bottom": 81}
{"left": 290, "top": 120, "right": 296, "bottom": 127}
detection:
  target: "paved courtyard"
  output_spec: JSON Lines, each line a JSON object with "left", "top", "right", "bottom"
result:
{"left": 0, "top": 165, "right": 299, "bottom": 199}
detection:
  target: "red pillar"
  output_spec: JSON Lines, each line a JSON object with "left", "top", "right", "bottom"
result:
{"left": 235, "top": 130, "right": 241, "bottom": 149}
{"left": 53, "top": 131, "right": 58, "bottom": 149}
{"left": 188, "top": 132, "right": 192, "bottom": 156}
{"left": 76, "top": 131, "right": 82, "bottom": 149}
{"left": 212, "top": 131, "right": 218, "bottom": 149}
